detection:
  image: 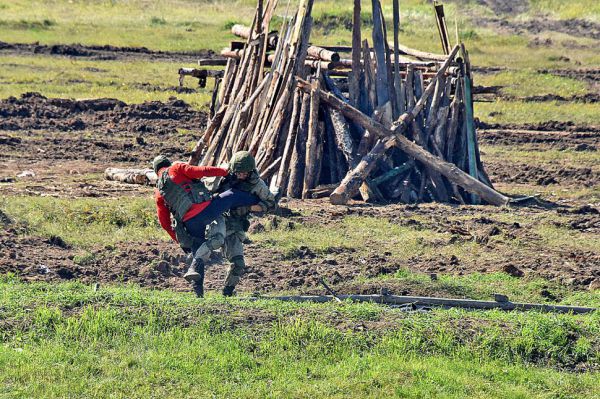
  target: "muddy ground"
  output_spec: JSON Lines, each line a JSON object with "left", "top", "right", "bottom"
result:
{"left": 0, "top": 90, "right": 598, "bottom": 297}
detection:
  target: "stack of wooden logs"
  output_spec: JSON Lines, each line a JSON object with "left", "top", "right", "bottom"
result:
{"left": 184, "top": 0, "right": 509, "bottom": 206}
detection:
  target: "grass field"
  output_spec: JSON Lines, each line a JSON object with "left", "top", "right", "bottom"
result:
{"left": 1, "top": 277, "right": 599, "bottom": 398}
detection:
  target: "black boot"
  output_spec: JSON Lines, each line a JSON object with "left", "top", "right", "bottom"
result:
{"left": 183, "top": 258, "right": 204, "bottom": 282}
{"left": 222, "top": 285, "right": 235, "bottom": 297}
{"left": 192, "top": 280, "right": 204, "bottom": 298}
{"left": 191, "top": 262, "right": 205, "bottom": 298}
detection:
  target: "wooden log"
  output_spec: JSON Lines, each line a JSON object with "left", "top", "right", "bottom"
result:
{"left": 243, "top": 294, "right": 598, "bottom": 314}
{"left": 394, "top": 43, "right": 448, "bottom": 61}
{"left": 287, "top": 91, "right": 311, "bottom": 198}
{"left": 433, "top": 2, "right": 451, "bottom": 55}
{"left": 425, "top": 76, "right": 445, "bottom": 137}
{"left": 392, "top": 0, "right": 402, "bottom": 118}
{"left": 405, "top": 65, "right": 415, "bottom": 110}
{"left": 255, "top": 1, "right": 315, "bottom": 170}
{"left": 350, "top": 0, "right": 362, "bottom": 108}
{"left": 302, "top": 78, "right": 321, "bottom": 198}
{"left": 188, "top": 106, "right": 227, "bottom": 166}
{"left": 329, "top": 138, "right": 395, "bottom": 205}
{"left": 273, "top": 88, "right": 302, "bottom": 192}
{"left": 461, "top": 57, "right": 479, "bottom": 204}
{"left": 371, "top": 0, "right": 390, "bottom": 107}
{"left": 371, "top": 161, "right": 413, "bottom": 186}
{"left": 433, "top": 105, "right": 450, "bottom": 154}
{"left": 260, "top": 156, "right": 282, "bottom": 181}
{"left": 311, "top": 90, "right": 508, "bottom": 205}
{"left": 305, "top": 184, "right": 338, "bottom": 199}
{"left": 326, "top": 108, "right": 357, "bottom": 167}
{"left": 325, "top": 117, "right": 340, "bottom": 183}
{"left": 197, "top": 58, "right": 228, "bottom": 66}
{"left": 307, "top": 46, "right": 341, "bottom": 62}
{"left": 446, "top": 77, "right": 462, "bottom": 162}
{"left": 104, "top": 168, "right": 156, "bottom": 185}
{"left": 231, "top": 23, "right": 340, "bottom": 62}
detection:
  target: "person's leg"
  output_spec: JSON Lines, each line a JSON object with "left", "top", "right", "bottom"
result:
{"left": 195, "top": 216, "right": 226, "bottom": 263}
{"left": 182, "top": 190, "right": 257, "bottom": 290}
{"left": 182, "top": 219, "right": 207, "bottom": 285}
{"left": 216, "top": 189, "right": 260, "bottom": 209}
{"left": 222, "top": 232, "right": 246, "bottom": 296}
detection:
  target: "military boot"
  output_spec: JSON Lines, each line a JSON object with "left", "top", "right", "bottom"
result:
{"left": 183, "top": 257, "right": 204, "bottom": 282}
{"left": 192, "top": 280, "right": 204, "bottom": 298}
{"left": 222, "top": 285, "right": 235, "bottom": 297}
{"left": 191, "top": 262, "right": 205, "bottom": 298}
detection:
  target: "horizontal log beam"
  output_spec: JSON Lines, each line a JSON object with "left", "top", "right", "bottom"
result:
{"left": 231, "top": 23, "right": 340, "bottom": 62}
{"left": 178, "top": 68, "right": 224, "bottom": 78}
{"left": 243, "top": 294, "right": 597, "bottom": 314}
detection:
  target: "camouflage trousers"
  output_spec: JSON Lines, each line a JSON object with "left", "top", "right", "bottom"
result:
{"left": 205, "top": 217, "right": 246, "bottom": 288}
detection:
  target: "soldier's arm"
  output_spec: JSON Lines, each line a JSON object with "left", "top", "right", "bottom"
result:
{"left": 180, "top": 163, "right": 229, "bottom": 180}
{"left": 155, "top": 190, "right": 177, "bottom": 242}
{"left": 252, "top": 179, "right": 277, "bottom": 212}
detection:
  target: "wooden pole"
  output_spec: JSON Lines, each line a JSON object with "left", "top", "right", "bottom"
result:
{"left": 302, "top": 78, "right": 322, "bottom": 198}
{"left": 242, "top": 294, "right": 597, "bottom": 314}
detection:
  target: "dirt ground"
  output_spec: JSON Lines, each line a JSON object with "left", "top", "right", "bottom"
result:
{"left": 0, "top": 42, "right": 599, "bottom": 297}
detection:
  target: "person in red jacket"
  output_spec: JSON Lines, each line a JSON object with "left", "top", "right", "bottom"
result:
{"left": 152, "top": 155, "right": 259, "bottom": 297}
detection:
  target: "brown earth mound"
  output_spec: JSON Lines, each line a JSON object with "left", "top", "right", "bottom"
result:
{"left": 0, "top": 41, "right": 218, "bottom": 63}
{"left": 0, "top": 92, "right": 207, "bottom": 135}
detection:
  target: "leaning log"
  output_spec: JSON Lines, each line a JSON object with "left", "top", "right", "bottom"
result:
{"left": 296, "top": 73, "right": 510, "bottom": 206}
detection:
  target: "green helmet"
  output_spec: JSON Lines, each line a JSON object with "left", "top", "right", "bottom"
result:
{"left": 152, "top": 155, "right": 172, "bottom": 173}
{"left": 229, "top": 151, "right": 256, "bottom": 173}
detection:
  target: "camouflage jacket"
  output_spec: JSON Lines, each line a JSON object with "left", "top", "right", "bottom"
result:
{"left": 203, "top": 169, "right": 277, "bottom": 232}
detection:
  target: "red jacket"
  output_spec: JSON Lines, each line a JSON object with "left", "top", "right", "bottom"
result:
{"left": 155, "top": 163, "right": 228, "bottom": 242}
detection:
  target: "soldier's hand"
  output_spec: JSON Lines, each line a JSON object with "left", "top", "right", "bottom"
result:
{"left": 250, "top": 205, "right": 263, "bottom": 212}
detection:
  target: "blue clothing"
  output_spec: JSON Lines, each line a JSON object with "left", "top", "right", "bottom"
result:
{"left": 184, "top": 189, "right": 259, "bottom": 254}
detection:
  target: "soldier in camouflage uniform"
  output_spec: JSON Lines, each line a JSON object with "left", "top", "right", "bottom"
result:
{"left": 200, "top": 151, "right": 277, "bottom": 296}
{"left": 219, "top": 151, "right": 277, "bottom": 296}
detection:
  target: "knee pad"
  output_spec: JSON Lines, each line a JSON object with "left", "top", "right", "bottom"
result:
{"left": 206, "top": 233, "right": 225, "bottom": 251}
{"left": 193, "top": 242, "right": 212, "bottom": 262}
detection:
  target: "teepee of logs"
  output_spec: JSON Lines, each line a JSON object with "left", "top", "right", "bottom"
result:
{"left": 186, "top": 0, "right": 509, "bottom": 206}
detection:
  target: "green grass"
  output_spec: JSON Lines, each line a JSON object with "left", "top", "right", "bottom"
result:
{"left": 2, "top": 196, "right": 598, "bottom": 289}
{"left": 0, "top": 196, "right": 164, "bottom": 247}
{"left": 476, "top": 100, "right": 600, "bottom": 125}
{"left": 0, "top": 278, "right": 598, "bottom": 398}
{"left": 481, "top": 145, "right": 600, "bottom": 167}
{"left": 0, "top": 0, "right": 258, "bottom": 51}
{"left": 2, "top": 0, "right": 600, "bottom": 125}
{"left": 477, "top": 70, "right": 589, "bottom": 98}
{"left": 0, "top": 55, "right": 212, "bottom": 108}
{"left": 529, "top": 0, "right": 600, "bottom": 20}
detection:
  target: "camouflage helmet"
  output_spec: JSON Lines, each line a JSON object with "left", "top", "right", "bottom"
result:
{"left": 152, "top": 155, "right": 172, "bottom": 173}
{"left": 229, "top": 151, "right": 256, "bottom": 173}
